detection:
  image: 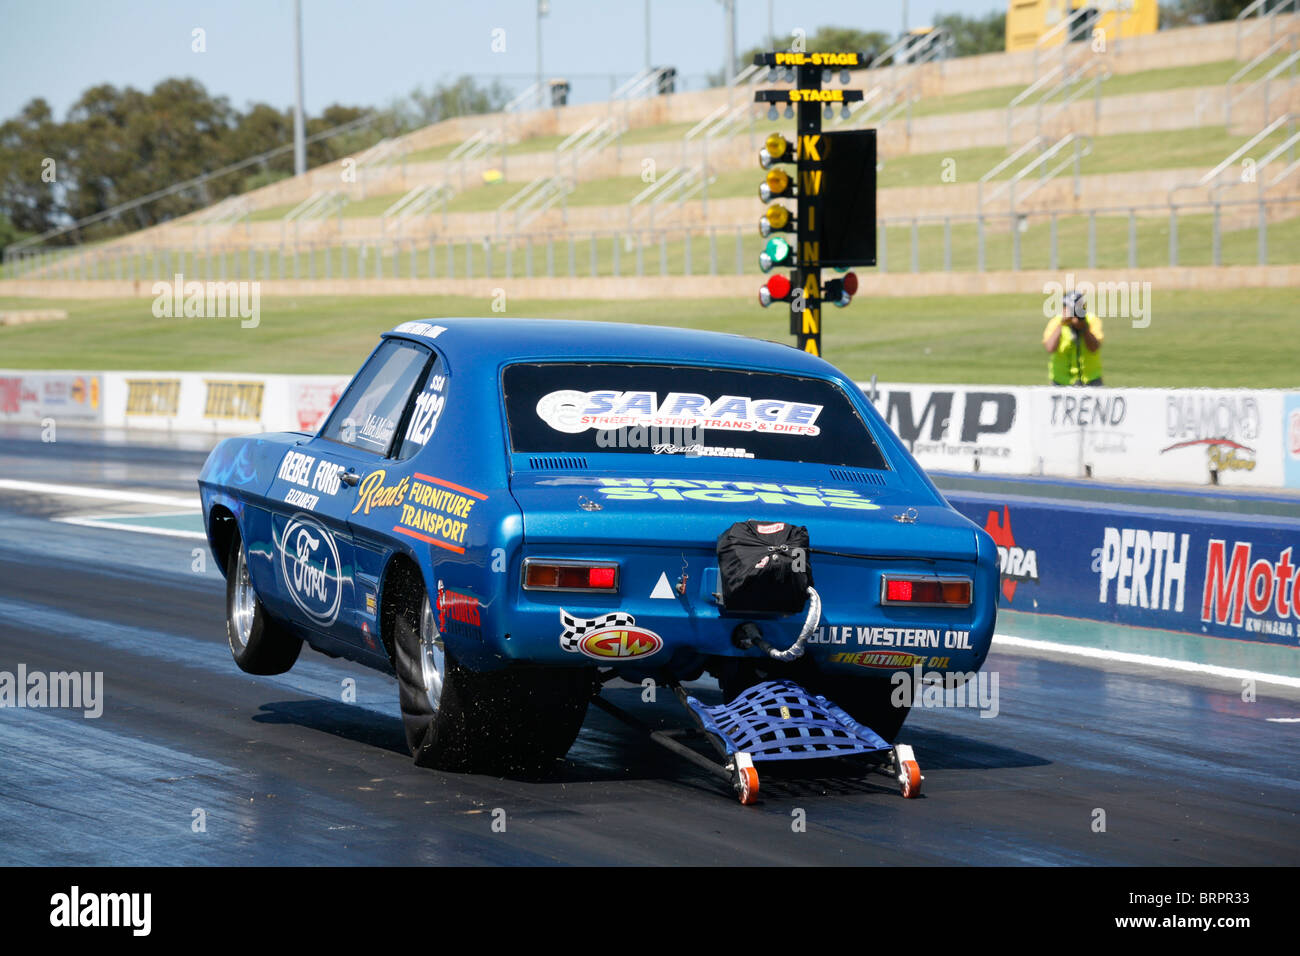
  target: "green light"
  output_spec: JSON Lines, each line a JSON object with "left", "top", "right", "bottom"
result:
{"left": 759, "top": 236, "right": 792, "bottom": 273}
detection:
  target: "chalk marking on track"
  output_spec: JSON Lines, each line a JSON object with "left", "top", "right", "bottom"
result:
{"left": 1265, "top": 717, "right": 1300, "bottom": 723}
{"left": 993, "top": 633, "right": 1300, "bottom": 690}
{"left": 0, "top": 478, "right": 198, "bottom": 509}
{"left": 53, "top": 515, "right": 207, "bottom": 541}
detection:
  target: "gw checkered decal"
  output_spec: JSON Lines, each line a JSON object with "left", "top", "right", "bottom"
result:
{"left": 559, "top": 609, "right": 636, "bottom": 652}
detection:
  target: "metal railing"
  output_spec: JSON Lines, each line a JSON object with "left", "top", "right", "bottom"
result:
{"left": 1169, "top": 113, "right": 1296, "bottom": 205}
{"left": 1225, "top": 45, "right": 1299, "bottom": 126}
{"left": 980, "top": 134, "right": 1089, "bottom": 215}
{"left": 1236, "top": 0, "right": 1299, "bottom": 61}
{"left": 493, "top": 115, "right": 623, "bottom": 235}
{"left": 1031, "top": 6, "right": 1099, "bottom": 81}
{"left": 7, "top": 194, "right": 1298, "bottom": 283}
{"left": 1007, "top": 57, "right": 1110, "bottom": 147}
{"left": 380, "top": 184, "right": 456, "bottom": 235}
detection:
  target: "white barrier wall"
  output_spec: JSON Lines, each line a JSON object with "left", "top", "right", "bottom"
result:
{"left": 866, "top": 383, "right": 1295, "bottom": 490}
{"left": 2, "top": 369, "right": 1296, "bottom": 490}
{"left": 0, "top": 369, "right": 350, "bottom": 435}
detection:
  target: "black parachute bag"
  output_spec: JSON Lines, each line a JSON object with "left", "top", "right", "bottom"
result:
{"left": 716, "top": 520, "right": 814, "bottom": 614}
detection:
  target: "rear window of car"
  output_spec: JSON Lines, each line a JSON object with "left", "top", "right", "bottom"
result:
{"left": 502, "top": 362, "right": 888, "bottom": 469}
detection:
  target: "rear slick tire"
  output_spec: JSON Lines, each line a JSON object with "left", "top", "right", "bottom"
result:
{"left": 392, "top": 576, "right": 595, "bottom": 774}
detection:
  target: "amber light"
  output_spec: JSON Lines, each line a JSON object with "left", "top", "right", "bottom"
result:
{"left": 882, "top": 576, "right": 971, "bottom": 607}
{"left": 523, "top": 560, "right": 619, "bottom": 592}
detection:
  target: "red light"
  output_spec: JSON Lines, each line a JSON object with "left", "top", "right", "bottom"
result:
{"left": 524, "top": 561, "right": 619, "bottom": 592}
{"left": 843, "top": 271, "right": 858, "bottom": 296}
{"left": 588, "top": 567, "right": 617, "bottom": 589}
{"left": 882, "top": 576, "right": 972, "bottom": 606}
{"left": 886, "top": 580, "right": 913, "bottom": 602}
{"left": 766, "top": 274, "right": 791, "bottom": 299}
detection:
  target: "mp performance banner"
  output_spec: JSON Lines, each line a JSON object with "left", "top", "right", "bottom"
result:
{"left": 865, "top": 383, "right": 1036, "bottom": 475}
{"left": 867, "top": 383, "right": 1296, "bottom": 489}
{"left": 947, "top": 492, "right": 1300, "bottom": 648}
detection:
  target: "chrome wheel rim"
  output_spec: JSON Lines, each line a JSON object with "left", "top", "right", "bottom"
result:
{"left": 419, "top": 593, "right": 445, "bottom": 713}
{"left": 233, "top": 547, "right": 256, "bottom": 647}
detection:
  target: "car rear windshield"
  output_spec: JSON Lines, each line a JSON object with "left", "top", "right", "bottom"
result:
{"left": 502, "top": 362, "right": 888, "bottom": 469}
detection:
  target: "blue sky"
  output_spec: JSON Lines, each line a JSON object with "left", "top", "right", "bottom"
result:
{"left": 0, "top": 0, "right": 1005, "bottom": 120}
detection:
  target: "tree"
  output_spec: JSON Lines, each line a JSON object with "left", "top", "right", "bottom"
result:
{"left": 0, "top": 73, "right": 547, "bottom": 248}
{"left": 933, "top": 10, "right": 1008, "bottom": 58}
{"left": 1161, "top": 0, "right": 1255, "bottom": 27}
{"left": 58, "top": 79, "right": 238, "bottom": 238}
{"left": 403, "top": 76, "right": 511, "bottom": 128}
{"left": 0, "top": 97, "right": 66, "bottom": 238}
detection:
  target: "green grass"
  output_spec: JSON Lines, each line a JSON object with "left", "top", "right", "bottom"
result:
{"left": 0, "top": 288, "right": 1294, "bottom": 387}
{"left": 402, "top": 142, "right": 460, "bottom": 164}
{"left": 911, "top": 55, "right": 1289, "bottom": 119}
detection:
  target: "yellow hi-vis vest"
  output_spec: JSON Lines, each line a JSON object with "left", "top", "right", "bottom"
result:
{"left": 1043, "top": 312, "right": 1104, "bottom": 385}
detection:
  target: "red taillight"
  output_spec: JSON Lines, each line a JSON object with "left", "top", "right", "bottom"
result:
{"left": 588, "top": 567, "right": 617, "bottom": 589}
{"left": 886, "top": 579, "right": 913, "bottom": 603}
{"left": 881, "top": 576, "right": 971, "bottom": 607}
{"left": 523, "top": 560, "right": 619, "bottom": 592}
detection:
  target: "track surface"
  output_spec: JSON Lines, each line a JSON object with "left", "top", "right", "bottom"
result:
{"left": 0, "top": 426, "right": 1296, "bottom": 865}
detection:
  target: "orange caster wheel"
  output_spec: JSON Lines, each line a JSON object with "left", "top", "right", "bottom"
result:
{"left": 732, "top": 753, "right": 759, "bottom": 805}
{"left": 894, "top": 743, "right": 924, "bottom": 798}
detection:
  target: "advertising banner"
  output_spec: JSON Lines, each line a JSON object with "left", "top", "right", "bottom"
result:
{"left": 0, "top": 372, "right": 103, "bottom": 424}
{"left": 1285, "top": 393, "right": 1300, "bottom": 490}
{"left": 866, "top": 383, "right": 1035, "bottom": 475}
{"left": 865, "top": 383, "right": 1290, "bottom": 489}
{"left": 948, "top": 492, "right": 1300, "bottom": 648}
{"left": 85, "top": 372, "right": 352, "bottom": 434}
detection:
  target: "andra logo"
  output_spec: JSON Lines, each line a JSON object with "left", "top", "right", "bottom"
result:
{"left": 984, "top": 506, "right": 1038, "bottom": 603}
{"left": 280, "top": 513, "right": 342, "bottom": 626}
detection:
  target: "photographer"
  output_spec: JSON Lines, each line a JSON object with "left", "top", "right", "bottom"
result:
{"left": 1042, "top": 291, "right": 1104, "bottom": 386}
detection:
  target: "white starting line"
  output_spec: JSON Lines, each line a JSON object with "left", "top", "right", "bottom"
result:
{"left": 993, "top": 633, "right": 1300, "bottom": 690}
{"left": 0, "top": 478, "right": 199, "bottom": 509}
{"left": 52, "top": 514, "right": 208, "bottom": 541}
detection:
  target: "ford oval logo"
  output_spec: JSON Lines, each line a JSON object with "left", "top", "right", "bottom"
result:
{"left": 280, "top": 513, "right": 342, "bottom": 626}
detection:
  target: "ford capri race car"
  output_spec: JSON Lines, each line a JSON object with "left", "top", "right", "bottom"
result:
{"left": 198, "top": 318, "right": 998, "bottom": 780}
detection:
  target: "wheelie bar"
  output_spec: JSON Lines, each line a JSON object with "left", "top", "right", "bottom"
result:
{"left": 590, "top": 680, "right": 924, "bottom": 805}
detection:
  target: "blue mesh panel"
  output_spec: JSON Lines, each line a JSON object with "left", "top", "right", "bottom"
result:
{"left": 685, "top": 680, "right": 892, "bottom": 762}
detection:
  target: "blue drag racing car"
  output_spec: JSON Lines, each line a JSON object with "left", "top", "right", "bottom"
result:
{"left": 199, "top": 318, "right": 998, "bottom": 794}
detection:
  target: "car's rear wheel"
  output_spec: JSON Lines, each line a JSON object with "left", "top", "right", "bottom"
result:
{"left": 226, "top": 533, "right": 303, "bottom": 675}
{"left": 392, "top": 575, "right": 595, "bottom": 774}
{"left": 719, "top": 663, "right": 910, "bottom": 743}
